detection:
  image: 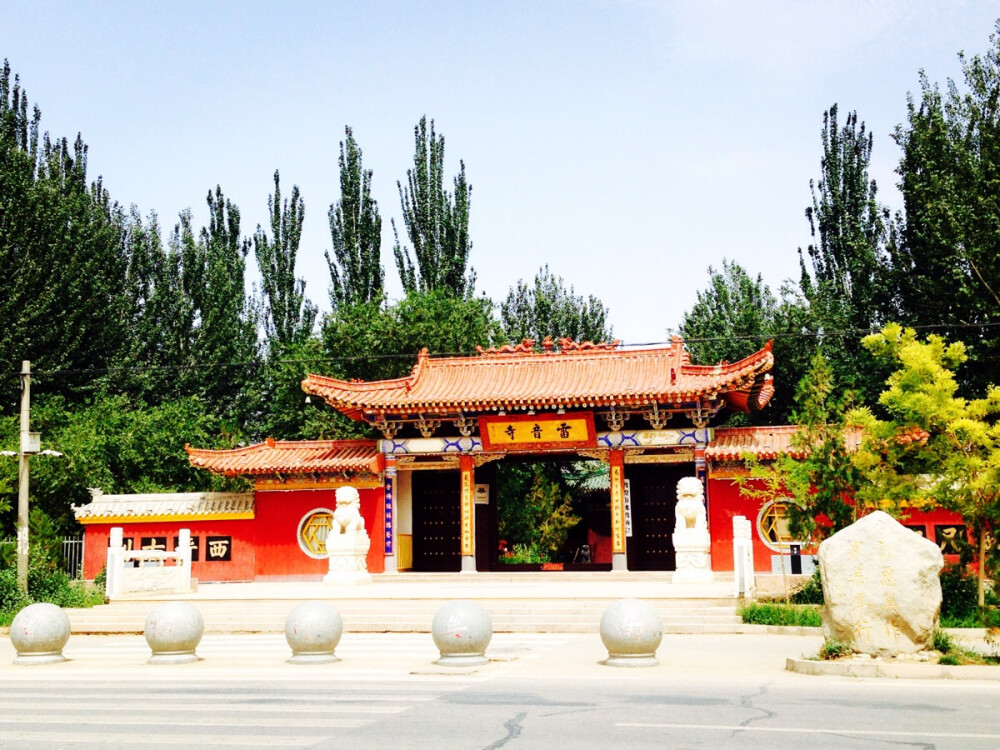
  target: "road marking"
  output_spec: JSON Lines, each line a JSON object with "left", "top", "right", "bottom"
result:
{"left": 1, "top": 714, "right": 367, "bottom": 729}
{"left": 616, "top": 722, "right": 1000, "bottom": 739}
{"left": 0, "top": 731, "right": 326, "bottom": 747}
{"left": 3, "top": 691, "right": 440, "bottom": 703}
{"left": 0, "top": 701, "right": 407, "bottom": 715}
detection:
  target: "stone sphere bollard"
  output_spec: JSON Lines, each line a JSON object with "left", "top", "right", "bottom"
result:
{"left": 144, "top": 601, "right": 204, "bottom": 664}
{"left": 285, "top": 601, "right": 343, "bottom": 664}
{"left": 10, "top": 603, "right": 71, "bottom": 665}
{"left": 599, "top": 598, "right": 663, "bottom": 668}
{"left": 431, "top": 600, "right": 492, "bottom": 667}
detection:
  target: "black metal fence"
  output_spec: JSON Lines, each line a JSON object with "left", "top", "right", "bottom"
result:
{"left": 0, "top": 536, "right": 84, "bottom": 578}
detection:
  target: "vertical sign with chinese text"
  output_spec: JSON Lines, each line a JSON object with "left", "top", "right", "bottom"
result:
{"left": 460, "top": 456, "right": 474, "bottom": 557}
{"left": 623, "top": 478, "right": 632, "bottom": 538}
{"left": 384, "top": 468, "right": 395, "bottom": 556}
{"left": 609, "top": 450, "right": 625, "bottom": 554}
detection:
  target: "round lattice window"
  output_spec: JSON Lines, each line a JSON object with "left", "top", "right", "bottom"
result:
{"left": 756, "top": 499, "right": 798, "bottom": 552}
{"left": 297, "top": 508, "right": 334, "bottom": 559}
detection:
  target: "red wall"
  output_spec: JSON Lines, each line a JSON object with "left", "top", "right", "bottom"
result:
{"left": 707, "top": 477, "right": 775, "bottom": 572}
{"left": 82, "top": 519, "right": 256, "bottom": 582}
{"left": 253, "top": 487, "right": 384, "bottom": 580}
{"left": 706, "top": 475, "right": 965, "bottom": 572}
{"left": 82, "top": 486, "right": 385, "bottom": 582}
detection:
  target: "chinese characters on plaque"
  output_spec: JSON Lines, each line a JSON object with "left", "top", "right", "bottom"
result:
{"left": 479, "top": 413, "right": 596, "bottom": 451}
{"left": 113, "top": 534, "right": 230, "bottom": 562}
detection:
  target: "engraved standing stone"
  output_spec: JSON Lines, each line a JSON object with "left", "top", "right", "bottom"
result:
{"left": 819, "top": 510, "right": 943, "bottom": 656}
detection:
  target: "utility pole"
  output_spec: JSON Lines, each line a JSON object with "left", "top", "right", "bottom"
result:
{"left": 17, "top": 360, "right": 35, "bottom": 593}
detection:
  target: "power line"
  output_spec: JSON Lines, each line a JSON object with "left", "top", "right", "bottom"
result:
{"left": 3, "top": 320, "right": 1000, "bottom": 382}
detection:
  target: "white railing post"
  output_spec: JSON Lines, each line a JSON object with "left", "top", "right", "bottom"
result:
{"left": 732, "top": 515, "right": 756, "bottom": 599}
{"left": 178, "top": 528, "right": 192, "bottom": 591}
{"left": 106, "top": 527, "right": 124, "bottom": 599}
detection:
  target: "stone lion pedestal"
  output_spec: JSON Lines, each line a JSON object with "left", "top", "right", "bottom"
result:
{"left": 671, "top": 476, "right": 715, "bottom": 585}
{"left": 323, "top": 486, "right": 372, "bottom": 585}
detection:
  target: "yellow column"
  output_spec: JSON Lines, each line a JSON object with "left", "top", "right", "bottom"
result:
{"left": 609, "top": 449, "right": 627, "bottom": 570}
{"left": 460, "top": 454, "right": 476, "bottom": 572}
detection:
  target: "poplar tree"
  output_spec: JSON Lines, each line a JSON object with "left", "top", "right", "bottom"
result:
{"left": 678, "top": 260, "right": 810, "bottom": 424}
{"left": 891, "top": 22, "right": 1000, "bottom": 396}
{"left": 326, "top": 127, "right": 383, "bottom": 308}
{"left": 393, "top": 116, "right": 474, "bottom": 297}
{"left": 0, "top": 60, "right": 129, "bottom": 402}
{"left": 194, "top": 187, "right": 259, "bottom": 420}
{"left": 798, "top": 104, "right": 891, "bottom": 406}
{"left": 254, "top": 170, "right": 317, "bottom": 346}
{"left": 500, "top": 265, "right": 612, "bottom": 345}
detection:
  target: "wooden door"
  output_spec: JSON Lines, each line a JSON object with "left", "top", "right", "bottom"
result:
{"left": 412, "top": 470, "right": 461, "bottom": 572}
{"left": 626, "top": 464, "right": 688, "bottom": 570}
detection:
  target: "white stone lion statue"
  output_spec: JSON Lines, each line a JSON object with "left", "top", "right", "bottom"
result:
{"left": 332, "top": 486, "right": 365, "bottom": 535}
{"left": 674, "top": 476, "right": 707, "bottom": 533}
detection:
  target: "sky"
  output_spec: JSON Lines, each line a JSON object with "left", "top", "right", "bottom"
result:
{"left": 3, "top": 1, "right": 999, "bottom": 347}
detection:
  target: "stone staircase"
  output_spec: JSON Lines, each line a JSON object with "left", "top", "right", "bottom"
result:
{"left": 64, "top": 572, "right": 744, "bottom": 635}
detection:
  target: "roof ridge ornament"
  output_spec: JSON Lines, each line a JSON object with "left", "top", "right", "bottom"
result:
{"left": 474, "top": 339, "right": 536, "bottom": 356}
{"left": 557, "top": 338, "right": 621, "bottom": 353}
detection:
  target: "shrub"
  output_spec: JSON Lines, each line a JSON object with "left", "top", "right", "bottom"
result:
{"left": 791, "top": 567, "right": 824, "bottom": 604}
{"left": 501, "top": 543, "right": 549, "bottom": 564}
{"left": 940, "top": 567, "right": 979, "bottom": 621}
{"left": 0, "top": 554, "right": 103, "bottom": 626}
{"left": 0, "top": 567, "right": 31, "bottom": 615}
{"left": 819, "top": 638, "right": 852, "bottom": 660}
{"left": 932, "top": 629, "right": 956, "bottom": 654}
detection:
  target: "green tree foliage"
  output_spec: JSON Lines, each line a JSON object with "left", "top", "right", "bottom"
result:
{"left": 0, "top": 60, "right": 130, "bottom": 403}
{"left": 497, "top": 462, "right": 579, "bottom": 561}
{"left": 249, "top": 172, "right": 322, "bottom": 440}
{"left": 254, "top": 171, "right": 317, "bottom": 347}
{"left": 195, "top": 186, "right": 259, "bottom": 413}
{"left": 0, "top": 394, "right": 238, "bottom": 533}
{"left": 109, "top": 192, "right": 259, "bottom": 424}
{"left": 326, "top": 127, "right": 384, "bottom": 308}
{"left": 322, "top": 291, "right": 501, "bottom": 386}
{"left": 500, "top": 265, "right": 612, "bottom": 345}
{"left": 891, "top": 24, "right": 1000, "bottom": 395}
{"left": 850, "top": 324, "right": 1000, "bottom": 605}
{"left": 393, "top": 116, "right": 474, "bottom": 296}
{"left": 680, "top": 260, "right": 778, "bottom": 364}
{"left": 799, "top": 105, "right": 892, "bottom": 406}
{"left": 678, "top": 260, "right": 808, "bottom": 423}
{"left": 737, "top": 350, "right": 864, "bottom": 546}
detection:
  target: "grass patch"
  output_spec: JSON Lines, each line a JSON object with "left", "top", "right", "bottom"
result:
{"left": 932, "top": 628, "right": 1000, "bottom": 665}
{"left": 739, "top": 602, "right": 822, "bottom": 627}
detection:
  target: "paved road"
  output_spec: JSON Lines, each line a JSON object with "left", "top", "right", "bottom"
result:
{"left": 2, "top": 633, "right": 999, "bottom": 749}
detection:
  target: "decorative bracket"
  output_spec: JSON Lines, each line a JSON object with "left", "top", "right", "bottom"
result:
{"left": 685, "top": 402, "right": 717, "bottom": 429}
{"left": 416, "top": 415, "right": 441, "bottom": 438}
{"left": 602, "top": 406, "right": 629, "bottom": 432}
{"left": 473, "top": 452, "right": 504, "bottom": 468}
{"left": 453, "top": 414, "right": 476, "bottom": 437}
{"left": 644, "top": 403, "right": 671, "bottom": 430}
{"left": 373, "top": 415, "right": 402, "bottom": 439}
{"left": 577, "top": 448, "right": 610, "bottom": 463}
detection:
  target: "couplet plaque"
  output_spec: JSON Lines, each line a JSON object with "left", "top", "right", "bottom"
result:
{"left": 478, "top": 412, "right": 597, "bottom": 452}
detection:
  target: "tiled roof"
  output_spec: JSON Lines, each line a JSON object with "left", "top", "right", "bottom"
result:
{"left": 73, "top": 491, "right": 253, "bottom": 523}
{"left": 706, "top": 425, "right": 863, "bottom": 461}
{"left": 303, "top": 337, "right": 774, "bottom": 418}
{"left": 186, "top": 439, "right": 382, "bottom": 477}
